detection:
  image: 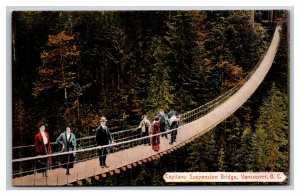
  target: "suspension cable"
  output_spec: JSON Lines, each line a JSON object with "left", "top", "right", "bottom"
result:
{"left": 12, "top": 25, "right": 279, "bottom": 166}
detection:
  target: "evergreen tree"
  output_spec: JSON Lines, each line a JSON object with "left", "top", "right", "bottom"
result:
{"left": 235, "top": 127, "right": 253, "bottom": 171}
{"left": 32, "top": 31, "right": 80, "bottom": 101}
{"left": 199, "top": 11, "right": 267, "bottom": 101}
{"left": 218, "top": 145, "right": 227, "bottom": 171}
{"left": 185, "top": 131, "right": 217, "bottom": 171}
{"left": 224, "top": 11, "right": 268, "bottom": 72}
{"left": 251, "top": 126, "right": 268, "bottom": 171}
{"left": 214, "top": 114, "right": 242, "bottom": 171}
{"left": 268, "top": 22, "right": 288, "bottom": 93}
{"left": 32, "top": 31, "right": 81, "bottom": 127}
{"left": 255, "top": 83, "right": 288, "bottom": 171}
{"left": 146, "top": 36, "right": 174, "bottom": 117}
{"left": 11, "top": 11, "right": 289, "bottom": 184}
{"left": 165, "top": 11, "right": 202, "bottom": 112}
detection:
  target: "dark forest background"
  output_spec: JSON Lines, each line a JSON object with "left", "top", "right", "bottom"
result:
{"left": 12, "top": 10, "right": 289, "bottom": 185}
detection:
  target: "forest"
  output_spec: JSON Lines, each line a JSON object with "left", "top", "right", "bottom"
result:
{"left": 12, "top": 10, "right": 289, "bottom": 185}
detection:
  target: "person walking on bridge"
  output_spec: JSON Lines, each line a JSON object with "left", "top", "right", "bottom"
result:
{"left": 95, "top": 117, "right": 114, "bottom": 168}
{"left": 150, "top": 116, "right": 160, "bottom": 151}
{"left": 138, "top": 115, "right": 151, "bottom": 145}
{"left": 158, "top": 109, "right": 169, "bottom": 139}
{"left": 169, "top": 114, "right": 179, "bottom": 145}
{"left": 56, "top": 126, "right": 77, "bottom": 175}
{"left": 34, "top": 122, "right": 52, "bottom": 177}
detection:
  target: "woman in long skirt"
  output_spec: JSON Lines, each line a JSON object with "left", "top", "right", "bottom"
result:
{"left": 150, "top": 117, "right": 160, "bottom": 151}
{"left": 34, "top": 122, "right": 52, "bottom": 177}
{"left": 56, "top": 126, "right": 77, "bottom": 175}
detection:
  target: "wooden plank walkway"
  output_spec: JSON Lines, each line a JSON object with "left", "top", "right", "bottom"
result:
{"left": 12, "top": 127, "right": 194, "bottom": 186}
{"left": 12, "top": 25, "right": 281, "bottom": 187}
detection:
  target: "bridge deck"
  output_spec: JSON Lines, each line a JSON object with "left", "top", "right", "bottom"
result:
{"left": 12, "top": 25, "right": 281, "bottom": 186}
{"left": 12, "top": 125, "right": 197, "bottom": 186}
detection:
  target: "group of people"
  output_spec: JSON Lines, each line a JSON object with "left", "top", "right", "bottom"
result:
{"left": 33, "top": 109, "right": 180, "bottom": 176}
{"left": 34, "top": 122, "right": 77, "bottom": 176}
{"left": 139, "top": 109, "right": 180, "bottom": 152}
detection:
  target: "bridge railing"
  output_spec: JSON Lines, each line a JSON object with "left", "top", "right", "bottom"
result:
{"left": 12, "top": 126, "right": 142, "bottom": 159}
{"left": 12, "top": 51, "right": 263, "bottom": 161}
{"left": 12, "top": 24, "right": 279, "bottom": 184}
{"left": 12, "top": 48, "right": 266, "bottom": 160}
{"left": 11, "top": 45, "right": 266, "bottom": 180}
{"left": 12, "top": 126, "right": 149, "bottom": 178}
{"left": 181, "top": 35, "right": 270, "bottom": 125}
{"left": 12, "top": 123, "right": 183, "bottom": 182}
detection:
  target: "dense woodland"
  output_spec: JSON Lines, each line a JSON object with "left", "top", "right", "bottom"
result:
{"left": 12, "top": 10, "right": 289, "bottom": 185}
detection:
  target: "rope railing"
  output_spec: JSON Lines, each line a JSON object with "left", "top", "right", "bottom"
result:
{"left": 11, "top": 58, "right": 256, "bottom": 152}
{"left": 180, "top": 35, "right": 271, "bottom": 123}
{"left": 12, "top": 124, "right": 182, "bottom": 179}
{"left": 12, "top": 126, "right": 146, "bottom": 174}
{"left": 12, "top": 25, "right": 280, "bottom": 182}
{"left": 11, "top": 41, "right": 268, "bottom": 176}
{"left": 12, "top": 127, "right": 137, "bottom": 150}
{"left": 12, "top": 48, "right": 266, "bottom": 153}
{"left": 12, "top": 25, "right": 282, "bottom": 186}
{"left": 13, "top": 126, "right": 180, "bottom": 163}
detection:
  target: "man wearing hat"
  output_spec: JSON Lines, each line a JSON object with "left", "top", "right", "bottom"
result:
{"left": 95, "top": 116, "right": 114, "bottom": 168}
{"left": 158, "top": 109, "right": 170, "bottom": 139}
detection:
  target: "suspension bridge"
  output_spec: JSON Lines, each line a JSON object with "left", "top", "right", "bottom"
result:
{"left": 12, "top": 25, "right": 282, "bottom": 186}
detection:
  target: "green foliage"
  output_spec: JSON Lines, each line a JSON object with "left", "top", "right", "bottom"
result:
{"left": 218, "top": 145, "right": 227, "bottom": 171}
{"left": 255, "top": 83, "right": 289, "bottom": 171}
{"left": 235, "top": 127, "right": 254, "bottom": 171}
{"left": 199, "top": 11, "right": 267, "bottom": 101}
{"left": 185, "top": 132, "right": 218, "bottom": 171}
{"left": 12, "top": 10, "right": 288, "bottom": 184}
{"left": 251, "top": 127, "right": 269, "bottom": 171}
{"left": 268, "top": 22, "right": 288, "bottom": 92}
{"left": 146, "top": 36, "right": 174, "bottom": 118}
{"left": 164, "top": 11, "right": 201, "bottom": 112}
{"left": 33, "top": 31, "right": 80, "bottom": 100}
{"left": 224, "top": 11, "right": 268, "bottom": 72}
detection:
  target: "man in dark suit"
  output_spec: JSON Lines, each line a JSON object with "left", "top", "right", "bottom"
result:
{"left": 95, "top": 117, "right": 114, "bottom": 168}
{"left": 158, "top": 109, "right": 169, "bottom": 139}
